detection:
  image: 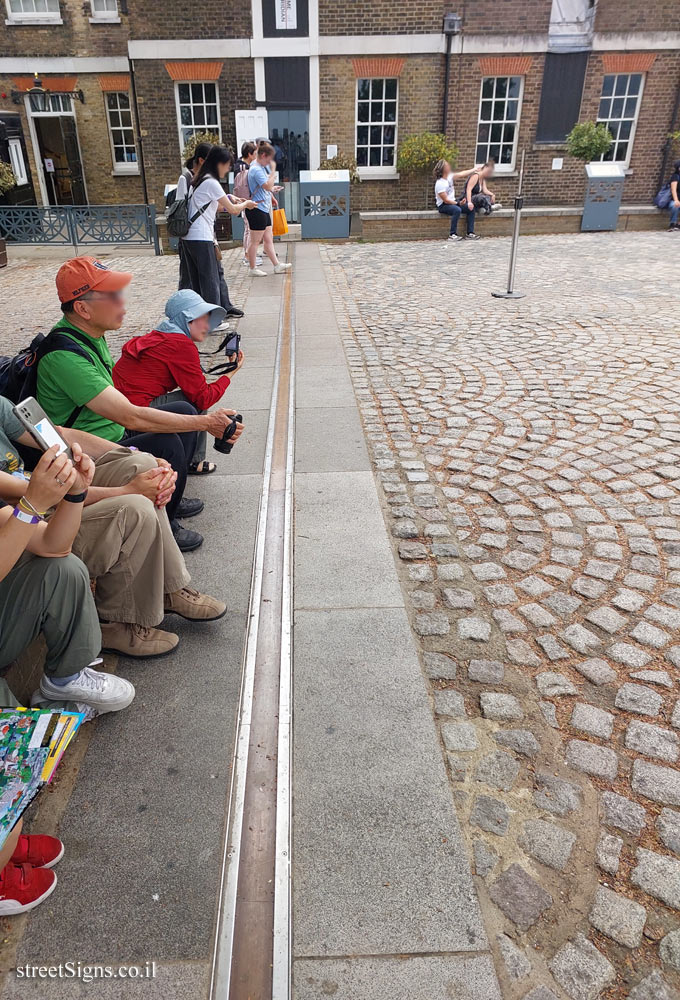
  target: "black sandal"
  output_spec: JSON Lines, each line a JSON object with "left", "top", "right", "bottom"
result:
{"left": 188, "top": 461, "right": 217, "bottom": 475}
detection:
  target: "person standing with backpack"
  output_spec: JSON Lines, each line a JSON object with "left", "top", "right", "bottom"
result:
{"left": 174, "top": 142, "right": 212, "bottom": 292}
{"left": 182, "top": 146, "right": 255, "bottom": 308}
{"left": 233, "top": 141, "right": 258, "bottom": 266}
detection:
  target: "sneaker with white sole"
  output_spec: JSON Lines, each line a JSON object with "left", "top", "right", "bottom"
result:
{"left": 274, "top": 263, "right": 292, "bottom": 273}
{"left": 0, "top": 863, "right": 57, "bottom": 915}
{"left": 250, "top": 267, "right": 267, "bottom": 277}
{"left": 39, "top": 667, "right": 135, "bottom": 714}
{"left": 243, "top": 256, "right": 263, "bottom": 266}
{"left": 448, "top": 234, "right": 464, "bottom": 242}
{"left": 213, "top": 321, "right": 231, "bottom": 334}
{"left": 465, "top": 233, "right": 481, "bottom": 240}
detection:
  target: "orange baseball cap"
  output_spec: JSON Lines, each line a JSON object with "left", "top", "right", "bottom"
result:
{"left": 56, "top": 256, "right": 132, "bottom": 303}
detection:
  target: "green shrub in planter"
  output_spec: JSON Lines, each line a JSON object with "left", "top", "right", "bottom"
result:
{"left": 0, "top": 161, "right": 17, "bottom": 196}
{"left": 319, "top": 153, "right": 359, "bottom": 183}
{"left": 397, "top": 132, "right": 459, "bottom": 207}
{"left": 566, "top": 122, "right": 613, "bottom": 163}
{"left": 181, "top": 131, "right": 220, "bottom": 163}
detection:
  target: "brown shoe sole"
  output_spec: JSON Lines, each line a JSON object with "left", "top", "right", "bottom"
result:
{"left": 163, "top": 606, "right": 227, "bottom": 623}
{"left": 100, "top": 642, "right": 179, "bottom": 660}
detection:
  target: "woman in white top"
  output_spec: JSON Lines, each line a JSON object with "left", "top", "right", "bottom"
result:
{"left": 182, "top": 146, "right": 255, "bottom": 307}
{"left": 176, "top": 141, "right": 212, "bottom": 291}
{"left": 433, "top": 158, "right": 477, "bottom": 242}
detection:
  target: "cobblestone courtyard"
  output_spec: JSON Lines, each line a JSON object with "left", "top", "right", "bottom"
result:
{"left": 2, "top": 230, "right": 680, "bottom": 998}
{"left": 324, "top": 230, "right": 680, "bottom": 1000}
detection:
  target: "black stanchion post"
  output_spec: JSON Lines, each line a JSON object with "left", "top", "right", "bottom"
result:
{"left": 492, "top": 149, "right": 526, "bottom": 300}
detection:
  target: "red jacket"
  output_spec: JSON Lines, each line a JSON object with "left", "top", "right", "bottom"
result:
{"left": 113, "top": 330, "right": 230, "bottom": 411}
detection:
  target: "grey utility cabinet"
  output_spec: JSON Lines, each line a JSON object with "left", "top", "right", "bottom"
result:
{"left": 581, "top": 162, "right": 626, "bottom": 232}
{"left": 299, "top": 169, "right": 350, "bottom": 238}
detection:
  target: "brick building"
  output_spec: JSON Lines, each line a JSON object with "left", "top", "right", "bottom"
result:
{"left": 0, "top": 0, "right": 678, "bottom": 215}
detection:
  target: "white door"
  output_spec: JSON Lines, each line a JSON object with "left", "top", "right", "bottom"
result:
{"left": 234, "top": 108, "right": 269, "bottom": 155}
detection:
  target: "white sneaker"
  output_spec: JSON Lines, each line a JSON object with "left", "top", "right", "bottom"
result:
{"left": 241, "top": 257, "right": 249, "bottom": 266}
{"left": 39, "top": 666, "right": 135, "bottom": 714}
{"left": 249, "top": 267, "right": 267, "bottom": 277}
{"left": 213, "top": 320, "right": 231, "bottom": 334}
{"left": 274, "top": 263, "right": 292, "bottom": 273}
{"left": 243, "top": 256, "right": 263, "bottom": 266}
{"left": 448, "top": 234, "right": 464, "bottom": 242}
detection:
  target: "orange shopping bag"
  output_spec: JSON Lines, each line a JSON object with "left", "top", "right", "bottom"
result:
{"left": 272, "top": 208, "right": 288, "bottom": 236}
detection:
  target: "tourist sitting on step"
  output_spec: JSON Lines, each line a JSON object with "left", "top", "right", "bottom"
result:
{"left": 112, "top": 289, "right": 245, "bottom": 476}
{"left": 0, "top": 396, "right": 227, "bottom": 660}
{"left": 35, "top": 256, "right": 243, "bottom": 553}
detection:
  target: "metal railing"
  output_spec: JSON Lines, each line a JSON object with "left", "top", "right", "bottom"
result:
{"left": 0, "top": 204, "right": 160, "bottom": 255}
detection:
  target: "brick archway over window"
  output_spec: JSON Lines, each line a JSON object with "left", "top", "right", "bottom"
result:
{"left": 164, "top": 62, "right": 223, "bottom": 81}
{"left": 351, "top": 58, "right": 404, "bottom": 78}
{"left": 478, "top": 57, "right": 533, "bottom": 76}
{"left": 601, "top": 53, "right": 656, "bottom": 73}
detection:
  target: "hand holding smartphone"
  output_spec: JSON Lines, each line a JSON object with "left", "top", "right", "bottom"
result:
{"left": 13, "top": 397, "right": 73, "bottom": 462}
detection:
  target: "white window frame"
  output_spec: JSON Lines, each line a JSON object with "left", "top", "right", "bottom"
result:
{"left": 105, "top": 91, "right": 138, "bottom": 174}
{"left": 355, "top": 76, "right": 399, "bottom": 179}
{"left": 475, "top": 75, "right": 524, "bottom": 174}
{"left": 596, "top": 72, "right": 645, "bottom": 167}
{"left": 174, "top": 81, "right": 221, "bottom": 154}
{"left": 7, "top": 138, "right": 28, "bottom": 185}
{"left": 5, "top": 0, "right": 61, "bottom": 23}
{"left": 89, "top": 0, "right": 119, "bottom": 22}
{"left": 26, "top": 92, "right": 73, "bottom": 115}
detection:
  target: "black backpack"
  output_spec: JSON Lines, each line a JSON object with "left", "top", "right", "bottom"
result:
{"left": 166, "top": 177, "right": 211, "bottom": 238}
{"left": 0, "top": 326, "right": 99, "bottom": 427}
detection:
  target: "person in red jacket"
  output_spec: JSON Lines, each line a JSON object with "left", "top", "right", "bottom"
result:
{"left": 113, "top": 289, "right": 244, "bottom": 474}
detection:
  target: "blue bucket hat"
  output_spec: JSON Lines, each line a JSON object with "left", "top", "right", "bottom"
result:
{"left": 158, "top": 288, "right": 226, "bottom": 338}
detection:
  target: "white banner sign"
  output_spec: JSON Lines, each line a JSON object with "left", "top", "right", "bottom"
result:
{"left": 275, "top": 0, "right": 297, "bottom": 30}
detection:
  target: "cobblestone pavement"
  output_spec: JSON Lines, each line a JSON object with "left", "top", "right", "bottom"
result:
{"left": 0, "top": 248, "right": 251, "bottom": 357}
{"left": 323, "top": 230, "right": 680, "bottom": 1000}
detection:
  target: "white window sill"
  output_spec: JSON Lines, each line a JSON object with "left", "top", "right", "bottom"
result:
{"left": 357, "top": 168, "right": 399, "bottom": 181}
{"left": 112, "top": 167, "right": 140, "bottom": 176}
{"left": 5, "top": 15, "right": 62, "bottom": 23}
{"left": 89, "top": 15, "right": 120, "bottom": 22}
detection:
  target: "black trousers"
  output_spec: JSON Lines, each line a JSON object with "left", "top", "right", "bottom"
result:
{"left": 180, "top": 239, "right": 234, "bottom": 309}
{"left": 122, "top": 401, "right": 198, "bottom": 523}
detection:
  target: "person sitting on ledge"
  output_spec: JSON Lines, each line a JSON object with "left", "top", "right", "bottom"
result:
{"left": 35, "top": 257, "right": 243, "bottom": 552}
{"left": 113, "top": 289, "right": 245, "bottom": 476}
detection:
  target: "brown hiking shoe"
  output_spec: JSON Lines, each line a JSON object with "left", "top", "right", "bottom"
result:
{"left": 100, "top": 622, "right": 179, "bottom": 659}
{"left": 164, "top": 587, "right": 227, "bottom": 622}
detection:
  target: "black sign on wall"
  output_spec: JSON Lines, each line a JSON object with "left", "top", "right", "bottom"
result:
{"left": 262, "top": 0, "right": 309, "bottom": 38}
{"left": 536, "top": 52, "right": 589, "bottom": 143}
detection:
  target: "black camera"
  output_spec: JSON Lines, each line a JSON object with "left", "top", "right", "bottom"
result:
{"left": 200, "top": 331, "right": 241, "bottom": 375}
{"left": 214, "top": 413, "right": 243, "bottom": 455}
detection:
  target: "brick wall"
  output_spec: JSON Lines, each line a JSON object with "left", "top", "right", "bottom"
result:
{"left": 127, "top": 0, "right": 250, "bottom": 39}
{"left": 0, "top": 0, "right": 128, "bottom": 58}
{"left": 133, "top": 60, "right": 255, "bottom": 208}
{"left": 318, "top": 0, "right": 551, "bottom": 35}
{"left": 594, "top": 0, "right": 679, "bottom": 34}
{"left": 324, "top": 46, "right": 680, "bottom": 214}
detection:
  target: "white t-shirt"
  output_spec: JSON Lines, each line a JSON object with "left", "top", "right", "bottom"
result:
{"left": 185, "top": 177, "right": 225, "bottom": 241}
{"left": 434, "top": 175, "right": 455, "bottom": 207}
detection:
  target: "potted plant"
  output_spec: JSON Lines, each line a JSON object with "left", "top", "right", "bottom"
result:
{"left": 397, "top": 131, "right": 459, "bottom": 208}
{"left": 565, "top": 122, "right": 622, "bottom": 232}
{"left": 319, "top": 152, "right": 360, "bottom": 183}
{"left": 0, "top": 160, "right": 17, "bottom": 268}
{"left": 181, "top": 130, "right": 220, "bottom": 164}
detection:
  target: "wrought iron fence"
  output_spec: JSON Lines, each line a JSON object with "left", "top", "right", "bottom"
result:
{"left": 0, "top": 204, "right": 160, "bottom": 255}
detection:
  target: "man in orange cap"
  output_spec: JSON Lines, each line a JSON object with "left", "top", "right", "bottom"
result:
{"left": 36, "top": 258, "right": 243, "bottom": 553}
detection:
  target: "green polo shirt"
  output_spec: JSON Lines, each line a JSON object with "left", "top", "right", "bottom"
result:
{"left": 36, "top": 317, "right": 125, "bottom": 443}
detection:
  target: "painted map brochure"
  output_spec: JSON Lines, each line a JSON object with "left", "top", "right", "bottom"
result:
{"left": 0, "top": 707, "right": 84, "bottom": 851}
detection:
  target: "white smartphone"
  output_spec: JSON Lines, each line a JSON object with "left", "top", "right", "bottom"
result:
{"left": 13, "top": 397, "right": 73, "bottom": 462}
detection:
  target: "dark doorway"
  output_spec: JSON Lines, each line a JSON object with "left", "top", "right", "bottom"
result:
{"left": 0, "top": 113, "right": 36, "bottom": 205}
{"left": 34, "top": 115, "right": 86, "bottom": 205}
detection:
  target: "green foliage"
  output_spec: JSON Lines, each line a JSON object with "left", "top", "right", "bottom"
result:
{"left": 319, "top": 152, "right": 360, "bottom": 183}
{"left": 669, "top": 130, "right": 680, "bottom": 156}
{"left": 0, "top": 161, "right": 16, "bottom": 196}
{"left": 181, "top": 131, "right": 220, "bottom": 163}
{"left": 566, "top": 122, "right": 613, "bottom": 163}
{"left": 397, "top": 132, "right": 458, "bottom": 176}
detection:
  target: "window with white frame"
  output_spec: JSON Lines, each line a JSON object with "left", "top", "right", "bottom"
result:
{"left": 90, "top": 0, "right": 118, "bottom": 18}
{"left": 105, "top": 92, "right": 137, "bottom": 171}
{"left": 475, "top": 76, "right": 523, "bottom": 171}
{"left": 28, "top": 93, "right": 72, "bottom": 114}
{"left": 7, "top": 139, "right": 28, "bottom": 186}
{"left": 6, "top": 0, "right": 60, "bottom": 17}
{"left": 175, "top": 82, "right": 220, "bottom": 150}
{"left": 596, "top": 72, "right": 643, "bottom": 165}
{"left": 355, "top": 77, "right": 398, "bottom": 170}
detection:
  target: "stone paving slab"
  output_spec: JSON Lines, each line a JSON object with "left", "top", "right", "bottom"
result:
{"left": 321, "top": 231, "right": 680, "bottom": 1000}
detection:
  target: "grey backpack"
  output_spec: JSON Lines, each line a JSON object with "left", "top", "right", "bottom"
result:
{"left": 167, "top": 179, "right": 210, "bottom": 237}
